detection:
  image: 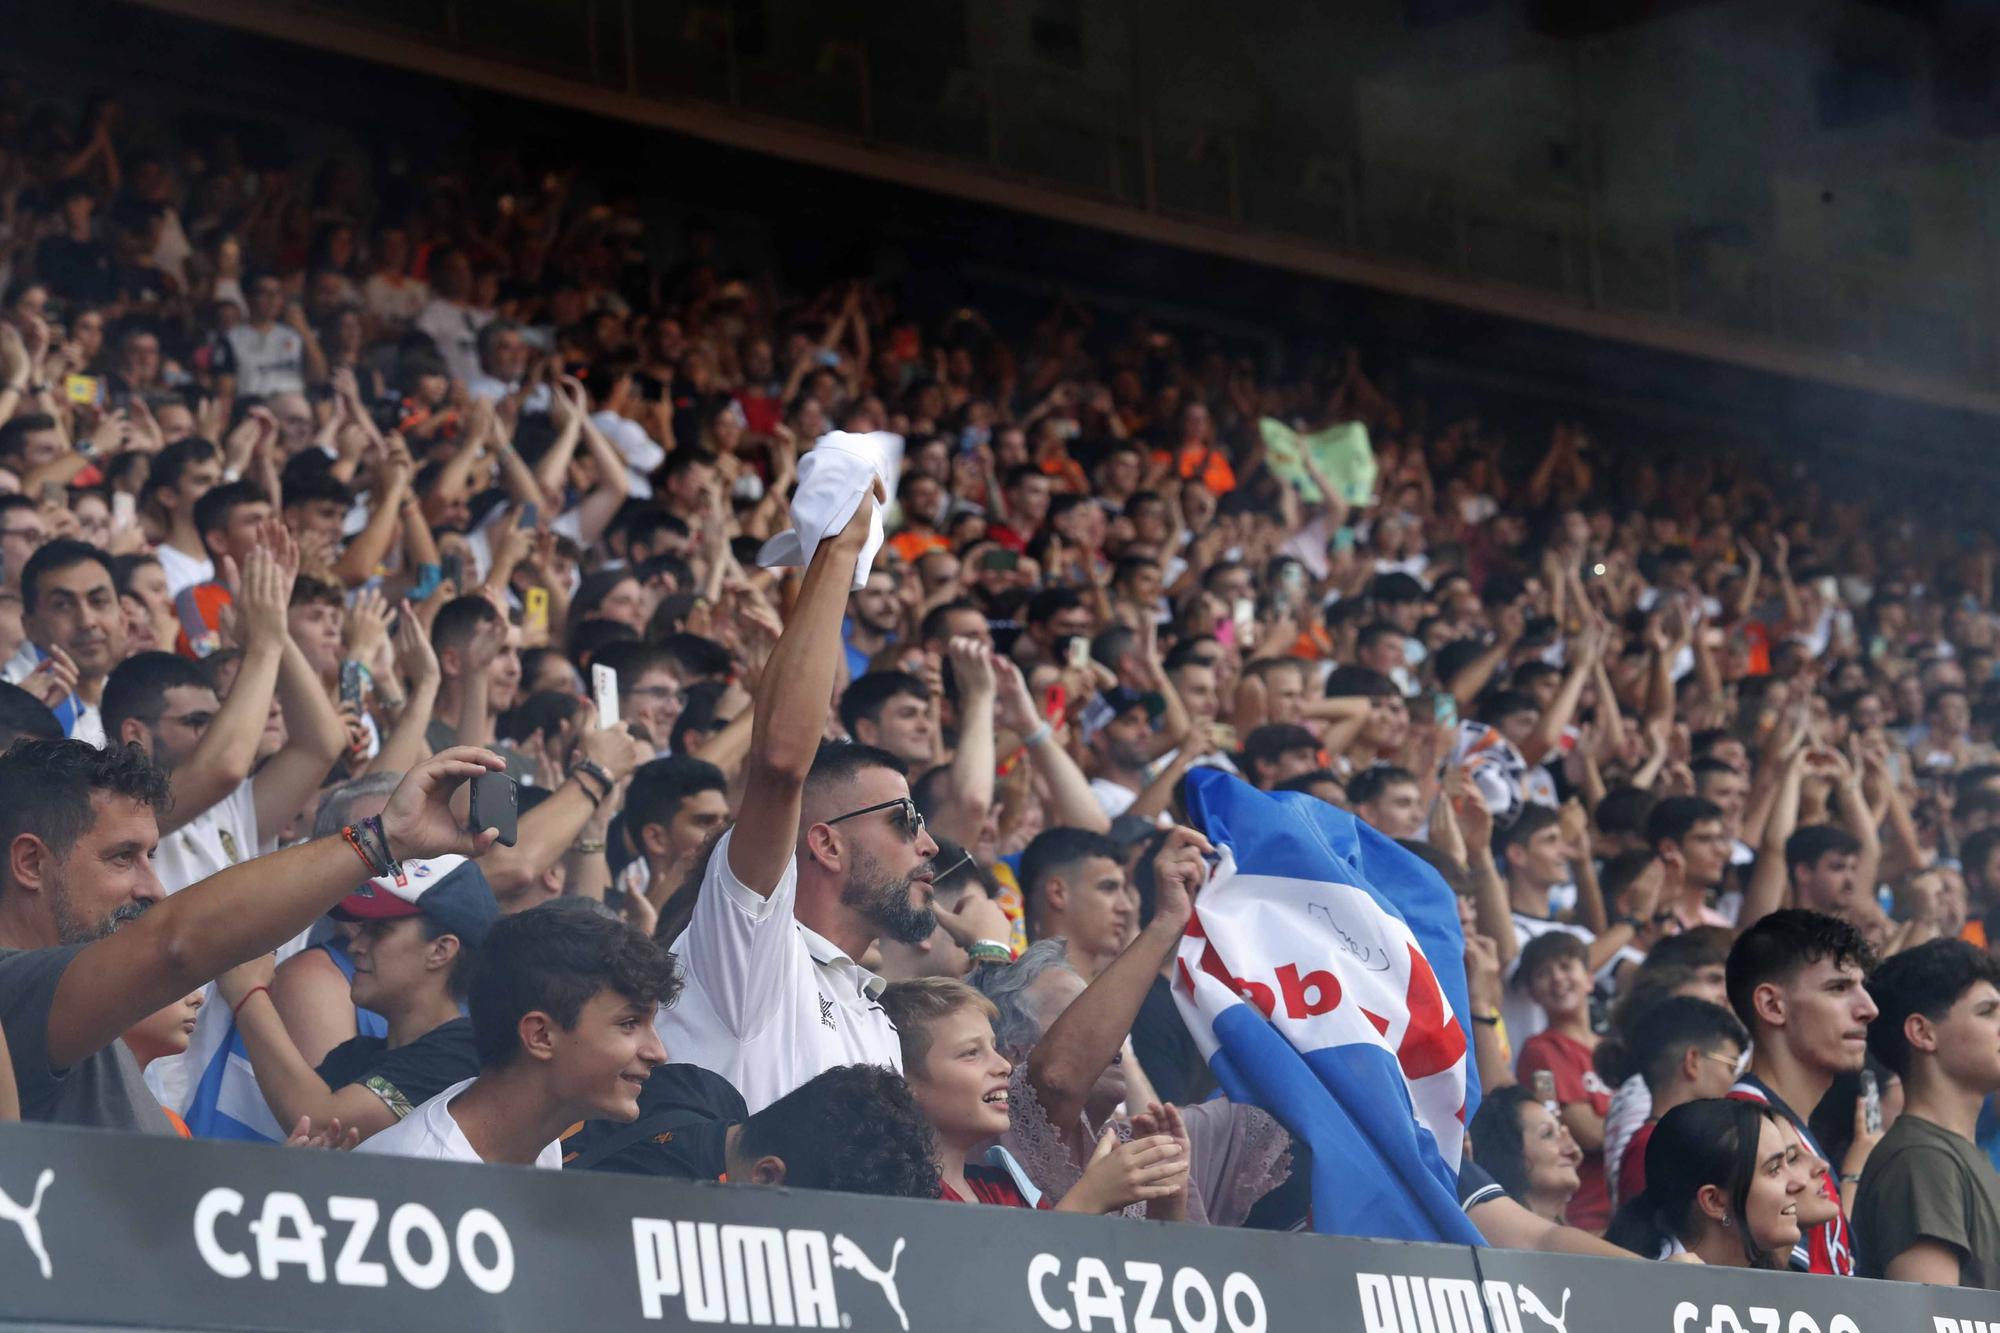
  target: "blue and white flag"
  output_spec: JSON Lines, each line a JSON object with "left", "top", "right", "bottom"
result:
{"left": 1173, "top": 769, "right": 1483, "bottom": 1244}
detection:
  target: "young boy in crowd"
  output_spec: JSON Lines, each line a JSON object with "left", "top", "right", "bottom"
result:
{"left": 1513, "top": 931, "right": 1613, "bottom": 1232}
{"left": 1853, "top": 939, "right": 2000, "bottom": 1288}
{"left": 360, "top": 900, "right": 678, "bottom": 1166}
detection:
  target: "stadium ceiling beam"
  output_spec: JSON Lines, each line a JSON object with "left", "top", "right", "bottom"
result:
{"left": 127, "top": 0, "right": 2000, "bottom": 422}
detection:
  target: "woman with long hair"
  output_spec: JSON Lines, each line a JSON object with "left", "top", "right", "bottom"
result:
{"left": 1606, "top": 1099, "right": 1804, "bottom": 1264}
{"left": 1467, "top": 1085, "right": 1583, "bottom": 1223}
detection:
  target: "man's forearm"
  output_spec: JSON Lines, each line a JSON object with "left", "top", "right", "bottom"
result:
{"left": 479, "top": 778, "right": 593, "bottom": 892}
{"left": 1029, "top": 915, "right": 1183, "bottom": 1121}
{"left": 165, "top": 638, "right": 283, "bottom": 834}
{"left": 1027, "top": 734, "right": 1111, "bottom": 833}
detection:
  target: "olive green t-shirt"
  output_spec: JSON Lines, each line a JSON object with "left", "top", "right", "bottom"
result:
{"left": 1852, "top": 1112, "right": 2000, "bottom": 1289}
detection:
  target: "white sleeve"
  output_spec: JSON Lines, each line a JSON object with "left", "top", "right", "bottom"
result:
{"left": 677, "top": 826, "right": 799, "bottom": 1039}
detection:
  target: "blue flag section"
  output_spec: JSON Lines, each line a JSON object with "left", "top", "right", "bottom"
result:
{"left": 1175, "top": 768, "right": 1485, "bottom": 1245}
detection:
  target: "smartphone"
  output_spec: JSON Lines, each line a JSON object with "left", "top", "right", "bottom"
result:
{"left": 63, "top": 374, "right": 101, "bottom": 407}
{"left": 1042, "top": 682, "right": 1067, "bottom": 722}
{"left": 1530, "top": 1069, "right": 1557, "bottom": 1113}
{"left": 1066, "top": 635, "right": 1091, "bottom": 671}
{"left": 591, "top": 662, "right": 619, "bottom": 729}
{"left": 523, "top": 586, "right": 550, "bottom": 638}
{"left": 1211, "top": 723, "right": 1238, "bottom": 752}
{"left": 338, "top": 660, "right": 365, "bottom": 710}
{"left": 39, "top": 480, "right": 64, "bottom": 507}
{"left": 981, "top": 549, "right": 1019, "bottom": 573}
{"left": 1433, "top": 690, "right": 1459, "bottom": 729}
{"left": 468, "top": 771, "right": 519, "bottom": 847}
{"left": 1332, "top": 527, "right": 1357, "bottom": 555}
{"left": 1859, "top": 1070, "right": 1882, "bottom": 1136}
{"left": 111, "top": 491, "right": 136, "bottom": 532}
{"left": 441, "top": 552, "right": 464, "bottom": 591}
{"left": 1232, "top": 598, "right": 1256, "bottom": 634}
{"left": 517, "top": 501, "right": 539, "bottom": 530}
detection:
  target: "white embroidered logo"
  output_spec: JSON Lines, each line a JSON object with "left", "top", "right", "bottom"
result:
{"left": 0, "top": 1168, "right": 53, "bottom": 1279}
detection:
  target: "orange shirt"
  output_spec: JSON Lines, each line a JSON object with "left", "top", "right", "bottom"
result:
{"left": 887, "top": 530, "right": 948, "bottom": 563}
{"left": 1152, "top": 444, "right": 1236, "bottom": 494}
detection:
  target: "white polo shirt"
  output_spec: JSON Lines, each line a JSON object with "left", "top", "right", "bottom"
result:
{"left": 656, "top": 827, "right": 902, "bottom": 1113}
{"left": 358, "top": 1078, "right": 561, "bottom": 1167}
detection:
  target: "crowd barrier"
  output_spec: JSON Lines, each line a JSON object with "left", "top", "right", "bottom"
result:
{"left": 0, "top": 1123, "right": 1990, "bottom": 1331}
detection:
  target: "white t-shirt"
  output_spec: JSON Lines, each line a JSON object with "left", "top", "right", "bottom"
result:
{"left": 589, "top": 410, "right": 666, "bottom": 501}
{"left": 358, "top": 1078, "right": 561, "bottom": 1167}
{"left": 155, "top": 778, "right": 263, "bottom": 895}
{"left": 363, "top": 273, "right": 430, "bottom": 330}
{"left": 655, "top": 826, "right": 903, "bottom": 1114}
{"left": 1090, "top": 777, "right": 1138, "bottom": 820}
{"left": 414, "top": 299, "right": 491, "bottom": 384}
{"left": 223, "top": 323, "right": 306, "bottom": 398}
{"left": 155, "top": 543, "right": 214, "bottom": 598}
{"left": 1501, "top": 914, "right": 1595, "bottom": 1052}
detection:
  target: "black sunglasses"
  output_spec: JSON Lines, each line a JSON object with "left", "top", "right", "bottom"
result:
{"left": 825, "top": 796, "right": 926, "bottom": 840}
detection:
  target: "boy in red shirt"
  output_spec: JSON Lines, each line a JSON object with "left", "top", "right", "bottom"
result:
{"left": 1514, "top": 932, "right": 1614, "bottom": 1232}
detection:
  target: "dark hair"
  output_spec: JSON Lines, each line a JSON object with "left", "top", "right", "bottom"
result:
{"left": 467, "top": 902, "right": 681, "bottom": 1068}
{"left": 839, "top": 670, "right": 930, "bottom": 737}
{"left": 431, "top": 595, "right": 505, "bottom": 656}
{"left": 0, "top": 738, "right": 170, "bottom": 894}
{"left": 1629, "top": 997, "right": 1748, "bottom": 1094}
{"left": 1605, "top": 1099, "right": 1776, "bottom": 1264}
{"left": 21, "top": 539, "right": 113, "bottom": 615}
{"left": 1499, "top": 802, "right": 1561, "bottom": 855}
{"left": 918, "top": 599, "right": 983, "bottom": 647}
{"left": 1643, "top": 925, "right": 1734, "bottom": 972}
{"left": 1273, "top": 768, "right": 1343, "bottom": 799}
{"left": 1025, "top": 586, "right": 1084, "bottom": 628}
{"left": 1347, "top": 764, "right": 1417, "bottom": 807}
{"left": 280, "top": 463, "right": 349, "bottom": 510}
{"left": 626, "top": 756, "right": 727, "bottom": 837}
{"left": 191, "top": 480, "right": 269, "bottom": 545}
{"left": 734, "top": 1065, "right": 941, "bottom": 1198}
{"left": 1242, "top": 723, "right": 1318, "bottom": 777}
{"left": 1476, "top": 689, "right": 1538, "bottom": 725}
{"left": 1514, "top": 929, "right": 1588, "bottom": 991}
{"left": 802, "top": 740, "right": 908, "bottom": 809}
{"left": 1645, "top": 795, "right": 1723, "bottom": 850}
{"left": 657, "top": 632, "right": 730, "bottom": 683}
{"left": 1019, "top": 826, "right": 1121, "bottom": 917}
{"left": 1323, "top": 665, "right": 1397, "bottom": 700}
{"left": 1725, "top": 909, "right": 1875, "bottom": 1033}
{"left": 1595, "top": 786, "right": 1658, "bottom": 839}
{"left": 146, "top": 436, "right": 219, "bottom": 497}
{"left": 1356, "top": 622, "right": 1404, "bottom": 657}
{"left": 101, "top": 651, "right": 213, "bottom": 744}
{"left": 0, "top": 683, "right": 61, "bottom": 750}
{"left": 590, "top": 640, "right": 676, "bottom": 695}
{"left": 1784, "top": 824, "right": 1861, "bottom": 877}
{"left": 498, "top": 689, "right": 584, "bottom": 745}
{"left": 1865, "top": 939, "right": 2000, "bottom": 1079}
{"left": 568, "top": 616, "right": 638, "bottom": 666}
{"left": 1467, "top": 1086, "right": 1537, "bottom": 1202}
{"left": 1962, "top": 827, "right": 2000, "bottom": 887}
{"left": 0, "top": 413, "right": 57, "bottom": 465}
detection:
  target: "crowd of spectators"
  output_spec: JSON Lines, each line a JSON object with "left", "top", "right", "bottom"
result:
{"left": 0, "top": 75, "right": 1996, "bottom": 1292}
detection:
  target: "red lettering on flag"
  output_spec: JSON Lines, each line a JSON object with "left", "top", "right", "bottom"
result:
{"left": 1276, "top": 963, "right": 1341, "bottom": 1018}
{"left": 1395, "top": 942, "right": 1466, "bottom": 1081}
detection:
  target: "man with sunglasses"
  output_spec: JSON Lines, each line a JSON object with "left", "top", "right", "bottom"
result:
{"left": 99, "top": 536, "right": 345, "bottom": 895}
{"left": 659, "top": 482, "right": 942, "bottom": 1113}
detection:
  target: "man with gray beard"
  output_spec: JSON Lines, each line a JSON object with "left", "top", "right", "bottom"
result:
{"left": 656, "top": 491, "right": 943, "bottom": 1113}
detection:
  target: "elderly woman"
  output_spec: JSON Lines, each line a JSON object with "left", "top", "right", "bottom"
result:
{"left": 972, "top": 828, "right": 1290, "bottom": 1225}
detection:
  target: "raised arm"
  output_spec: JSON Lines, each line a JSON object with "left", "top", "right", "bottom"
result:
{"left": 1029, "top": 828, "right": 1209, "bottom": 1127}
{"left": 153, "top": 544, "right": 288, "bottom": 835}
{"left": 994, "top": 658, "right": 1109, "bottom": 833}
{"left": 44, "top": 748, "right": 505, "bottom": 1068}
{"left": 729, "top": 483, "right": 880, "bottom": 895}
{"left": 929, "top": 638, "right": 996, "bottom": 848}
